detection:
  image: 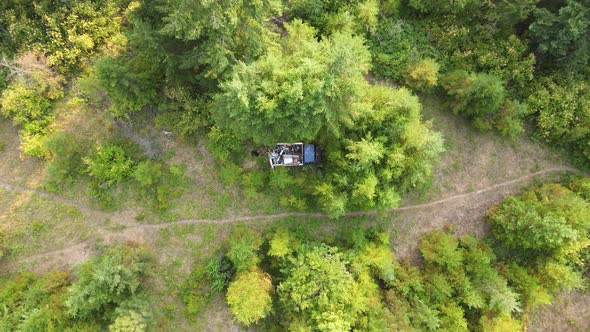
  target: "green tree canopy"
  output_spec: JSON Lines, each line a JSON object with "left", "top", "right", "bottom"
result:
{"left": 278, "top": 244, "right": 368, "bottom": 330}
{"left": 530, "top": 0, "right": 590, "bottom": 71}
{"left": 0, "top": 0, "right": 130, "bottom": 71}
{"left": 142, "top": 0, "right": 281, "bottom": 80}
{"left": 315, "top": 85, "right": 444, "bottom": 216}
{"left": 487, "top": 183, "right": 590, "bottom": 264}
{"left": 226, "top": 267, "right": 273, "bottom": 326}
{"left": 212, "top": 19, "right": 371, "bottom": 144}
{"left": 65, "top": 245, "right": 152, "bottom": 320}
{"left": 528, "top": 77, "right": 590, "bottom": 163}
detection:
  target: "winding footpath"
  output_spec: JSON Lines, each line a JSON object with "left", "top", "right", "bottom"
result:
{"left": 0, "top": 165, "right": 585, "bottom": 266}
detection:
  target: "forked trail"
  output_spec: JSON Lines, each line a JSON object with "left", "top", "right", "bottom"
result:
{"left": 0, "top": 165, "right": 584, "bottom": 267}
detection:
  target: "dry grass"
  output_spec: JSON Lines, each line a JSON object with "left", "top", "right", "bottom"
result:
{"left": 528, "top": 291, "right": 590, "bottom": 332}
{"left": 0, "top": 186, "right": 94, "bottom": 271}
{"left": 408, "top": 95, "right": 567, "bottom": 202}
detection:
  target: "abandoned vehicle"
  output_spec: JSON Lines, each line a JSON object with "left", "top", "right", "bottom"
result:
{"left": 268, "top": 143, "right": 319, "bottom": 168}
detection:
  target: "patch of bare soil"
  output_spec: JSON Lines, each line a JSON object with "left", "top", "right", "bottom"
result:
{"left": 2, "top": 242, "right": 95, "bottom": 273}
{"left": 199, "top": 295, "right": 246, "bottom": 332}
{"left": 0, "top": 120, "right": 45, "bottom": 187}
{"left": 528, "top": 291, "right": 590, "bottom": 332}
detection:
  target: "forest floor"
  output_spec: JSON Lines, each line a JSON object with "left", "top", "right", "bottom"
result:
{"left": 0, "top": 94, "right": 588, "bottom": 330}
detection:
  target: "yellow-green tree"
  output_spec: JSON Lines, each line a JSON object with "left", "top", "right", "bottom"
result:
{"left": 226, "top": 267, "right": 273, "bottom": 326}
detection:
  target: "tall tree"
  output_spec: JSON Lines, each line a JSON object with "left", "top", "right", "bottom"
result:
{"left": 151, "top": 0, "right": 281, "bottom": 80}
{"left": 315, "top": 85, "right": 444, "bottom": 216}
{"left": 529, "top": 0, "right": 590, "bottom": 71}
{"left": 226, "top": 267, "right": 273, "bottom": 326}
{"left": 278, "top": 244, "right": 368, "bottom": 330}
{"left": 212, "top": 20, "right": 371, "bottom": 144}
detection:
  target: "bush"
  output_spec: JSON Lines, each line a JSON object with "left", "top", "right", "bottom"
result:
{"left": 206, "top": 256, "right": 235, "bottom": 292}
{"left": 0, "top": 67, "right": 64, "bottom": 157}
{"left": 85, "top": 144, "right": 134, "bottom": 186}
{"left": 181, "top": 259, "right": 218, "bottom": 318}
{"left": 403, "top": 58, "right": 440, "bottom": 91}
{"left": 268, "top": 227, "right": 298, "bottom": 259}
{"left": 206, "top": 126, "right": 244, "bottom": 163}
{"left": 66, "top": 244, "right": 152, "bottom": 320}
{"left": 0, "top": 271, "right": 71, "bottom": 331}
{"left": 441, "top": 70, "right": 526, "bottom": 137}
{"left": 227, "top": 225, "right": 262, "bottom": 272}
{"left": 133, "top": 160, "right": 162, "bottom": 187}
{"left": 44, "top": 132, "right": 90, "bottom": 192}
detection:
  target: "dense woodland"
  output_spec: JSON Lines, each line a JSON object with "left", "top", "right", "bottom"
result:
{"left": 1, "top": 0, "right": 589, "bottom": 331}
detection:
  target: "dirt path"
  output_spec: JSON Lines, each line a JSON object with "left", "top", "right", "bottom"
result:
{"left": 0, "top": 179, "right": 110, "bottom": 219}
{"left": 1, "top": 165, "right": 583, "bottom": 271}
{"left": 1, "top": 166, "right": 579, "bottom": 230}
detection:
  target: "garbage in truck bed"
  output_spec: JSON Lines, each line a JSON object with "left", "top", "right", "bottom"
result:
{"left": 268, "top": 143, "right": 320, "bottom": 169}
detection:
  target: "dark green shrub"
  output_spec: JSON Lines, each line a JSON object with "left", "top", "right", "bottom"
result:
{"left": 65, "top": 244, "right": 152, "bottom": 320}
{"left": 441, "top": 70, "right": 527, "bottom": 137}
{"left": 206, "top": 256, "right": 235, "bottom": 292}
{"left": 181, "top": 260, "right": 217, "bottom": 319}
{"left": 227, "top": 225, "right": 262, "bottom": 272}
{"left": 95, "top": 56, "right": 159, "bottom": 118}
{"left": 44, "top": 132, "right": 90, "bottom": 192}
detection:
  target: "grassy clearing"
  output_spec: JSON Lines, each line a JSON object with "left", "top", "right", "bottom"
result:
{"left": 0, "top": 186, "right": 92, "bottom": 261}
{"left": 408, "top": 94, "right": 567, "bottom": 203}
